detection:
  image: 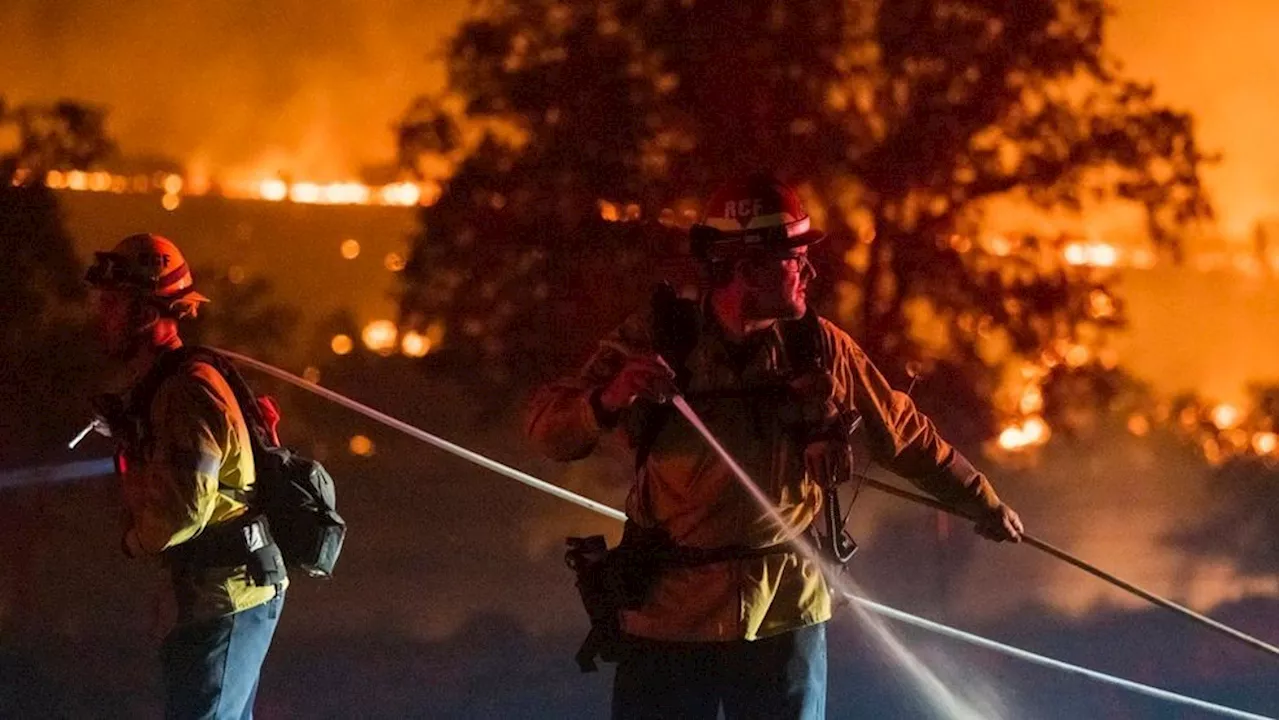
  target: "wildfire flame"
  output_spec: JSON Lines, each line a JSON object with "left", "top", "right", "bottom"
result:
{"left": 38, "top": 170, "right": 438, "bottom": 208}
{"left": 997, "top": 416, "right": 1051, "bottom": 451}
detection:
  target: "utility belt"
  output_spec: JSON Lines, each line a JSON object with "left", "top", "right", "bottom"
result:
{"left": 165, "top": 512, "right": 287, "bottom": 588}
{"left": 564, "top": 521, "right": 806, "bottom": 673}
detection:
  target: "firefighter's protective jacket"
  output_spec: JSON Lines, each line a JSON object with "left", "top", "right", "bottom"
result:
{"left": 120, "top": 357, "right": 282, "bottom": 623}
{"left": 527, "top": 305, "right": 1001, "bottom": 642}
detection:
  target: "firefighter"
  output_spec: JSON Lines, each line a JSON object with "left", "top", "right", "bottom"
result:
{"left": 529, "top": 175, "right": 1023, "bottom": 719}
{"left": 87, "top": 233, "right": 286, "bottom": 719}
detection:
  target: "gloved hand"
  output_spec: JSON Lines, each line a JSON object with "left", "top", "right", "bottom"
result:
{"left": 973, "top": 502, "right": 1024, "bottom": 543}
{"left": 597, "top": 354, "right": 678, "bottom": 413}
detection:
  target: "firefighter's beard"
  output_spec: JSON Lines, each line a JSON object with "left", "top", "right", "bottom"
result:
{"left": 100, "top": 326, "right": 150, "bottom": 362}
{"left": 96, "top": 300, "right": 161, "bottom": 362}
{"left": 95, "top": 308, "right": 139, "bottom": 361}
{"left": 744, "top": 272, "right": 808, "bottom": 321}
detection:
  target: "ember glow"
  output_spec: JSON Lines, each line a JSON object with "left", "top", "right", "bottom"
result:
{"left": 997, "top": 416, "right": 1051, "bottom": 451}
{"left": 400, "top": 330, "right": 432, "bottom": 358}
{"left": 361, "top": 319, "right": 399, "bottom": 355}
{"left": 1064, "top": 241, "right": 1121, "bottom": 268}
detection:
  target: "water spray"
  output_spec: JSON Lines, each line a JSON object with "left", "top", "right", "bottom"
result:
{"left": 667, "top": 395, "right": 1275, "bottom": 720}
{"left": 0, "top": 458, "right": 116, "bottom": 489}
{"left": 670, "top": 395, "right": 995, "bottom": 720}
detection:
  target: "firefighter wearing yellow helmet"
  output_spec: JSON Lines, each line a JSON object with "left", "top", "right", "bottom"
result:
{"left": 87, "top": 234, "right": 287, "bottom": 719}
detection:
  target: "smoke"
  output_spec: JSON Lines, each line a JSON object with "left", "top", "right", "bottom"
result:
{"left": 1106, "top": 0, "right": 1279, "bottom": 237}
{"left": 0, "top": 0, "right": 469, "bottom": 181}
{"left": 1, "top": 0, "right": 1275, "bottom": 231}
{"left": 844, "top": 426, "right": 1279, "bottom": 628}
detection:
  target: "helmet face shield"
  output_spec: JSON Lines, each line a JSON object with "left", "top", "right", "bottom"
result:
{"left": 86, "top": 251, "right": 145, "bottom": 289}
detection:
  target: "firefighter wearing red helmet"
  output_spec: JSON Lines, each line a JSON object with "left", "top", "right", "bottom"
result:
{"left": 530, "top": 174, "right": 1023, "bottom": 719}
{"left": 87, "top": 234, "right": 287, "bottom": 719}
{"left": 88, "top": 233, "right": 208, "bottom": 314}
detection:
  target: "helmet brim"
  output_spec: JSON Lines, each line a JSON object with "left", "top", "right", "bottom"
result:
{"left": 784, "top": 227, "right": 826, "bottom": 249}
{"left": 690, "top": 223, "right": 826, "bottom": 261}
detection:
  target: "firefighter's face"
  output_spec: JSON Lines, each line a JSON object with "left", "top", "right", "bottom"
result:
{"left": 738, "top": 245, "right": 816, "bottom": 320}
{"left": 91, "top": 288, "right": 141, "bottom": 358}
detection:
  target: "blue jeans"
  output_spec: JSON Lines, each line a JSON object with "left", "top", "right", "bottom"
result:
{"left": 612, "top": 622, "right": 827, "bottom": 720}
{"left": 161, "top": 593, "right": 284, "bottom": 720}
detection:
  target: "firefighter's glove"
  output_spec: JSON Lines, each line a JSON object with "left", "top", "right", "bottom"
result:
{"left": 972, "top": 502, "right": 1024, "bottom": 543}
{"left": 598, "top": 354, "right": 678, "bottom": 413}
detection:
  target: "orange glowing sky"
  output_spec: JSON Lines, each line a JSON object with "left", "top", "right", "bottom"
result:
{"left": 1107, "top": 0, "right": 1279, "bottom": 239}
{"left": 1, "top": 0, "right": 1275, "bottom": 238}
{"left": 0, "top": 0, "right": 470, "bottom": 183}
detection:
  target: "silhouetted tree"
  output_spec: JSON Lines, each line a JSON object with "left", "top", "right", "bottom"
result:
{"left": 0, "top": 97, "right": 115, "bottom": 187}
{"left": 0, "top": 98, "right": 115, "bottom": 647}
{"left": 0, "top": 98, "right": 115, "bottom": 461}
{"left": 1171, "top": 454, "right": 1278, "bottom": 576}
{"left": 1164, "top": 384, "right": 1278, "bottom": 574}
{"left": 398, "top": 0, "right": 1212, "bottom": 442}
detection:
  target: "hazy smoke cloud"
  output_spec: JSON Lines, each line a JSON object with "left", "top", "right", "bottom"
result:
{"left": 0, "top": 0, "right": 467, "bottom": 181}
{"left": 1, "top": 0, "right": 1275, "bottom": 232}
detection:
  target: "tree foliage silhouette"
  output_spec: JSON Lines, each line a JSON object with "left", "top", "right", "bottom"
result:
{"left": 1, "top": 97, "right": 114, "bottom": 187}
{"left": 0, "top": 97, "right": 115, "bottom": 462}
{"left": 397, "top": 0, "right": 1211, "bottom": 440}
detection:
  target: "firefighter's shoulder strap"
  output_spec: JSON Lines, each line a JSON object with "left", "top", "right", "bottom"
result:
{"left": 632, "top": 283, "right": 700, "bottom": 470}
{"left": 636, "top": 289, "right": 829, "bottom": 467}
{"left": 126, "top": 346, "right": 198, "bottom": 434}
{"left": 779, "top": 306, "right": 825, "bottom": 377}
{"left": 180, "top": 347, "right": 347, "bottom": 579}
{"left": 127, "top": 346, "right": 268, "bottom": 457}
{"left": 779, "top": 310, "right": 862, "bottom": 564}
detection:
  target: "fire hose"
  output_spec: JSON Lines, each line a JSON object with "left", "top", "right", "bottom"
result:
{"left": 159, "top": 349, "right": 1275, "bottom": 720}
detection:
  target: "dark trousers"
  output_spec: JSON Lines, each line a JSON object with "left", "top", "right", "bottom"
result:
{"left": 161, "top": 593, "right": 284, "bottom": 720}
{"left": 613, "top": 622, "right": 826, "bottom": 720}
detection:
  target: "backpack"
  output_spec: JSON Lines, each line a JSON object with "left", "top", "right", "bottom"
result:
{"left": 131, "top": 346, "right": 346, "bottom": 578}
